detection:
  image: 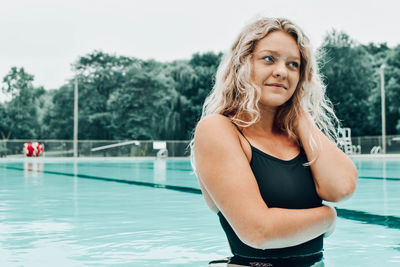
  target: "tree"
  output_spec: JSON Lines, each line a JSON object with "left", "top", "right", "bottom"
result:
{"left": 158, "top": 89, "right": 189, "bottom": 140}
{"left": 71, "top": 51, "right": 141, "bottom": 139}
{"left": 0, "top": 67, "right": 44, "bottom": 140}
{"left": 107, "top": 60, "right": 175, "bottom": 140}
{"left": 41, "top": 86, "right": 74, "bottom": 139}
{"left": 359, "top": 44, "right": 400, "bottom": 135}
{"left": 385, "top": 45, "right": 400, "bottom": 133}
{"left": 320, "top": 30, "right": 376, "bottom": 136}
{"left": 187, "top": 52, "right": 222, "bottom": 126}
{"left": 167, "top": 52, "right": 222, "bottom": 139}
{"left": 362, "top": 42, "right": 390, "bottom": 67}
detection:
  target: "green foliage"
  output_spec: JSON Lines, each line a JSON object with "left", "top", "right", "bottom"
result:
{"left": 0, "top": 67, "right": 44, "bottom": 140}
{"left": 41, "top": 85, "right": 74, "bottom": 139}
{"left": 107, "top": 59, "right": 175, "bottom": 140}
{"left": 71, "top": 51, "right": 141, "bottom": 139}
{"left": 361, "top": 45, "right": 400, "bottom": 135}
{"left": 385, "top": 45, "right": 400, "bottom": 133}
{"left": 2, "top": 40, "right": 399, "bottom": 141}
{"left": 320, "top": 31, "right": 400, "bottom": 135}
{"left": 320, "top": 31, "right": 377, "bottom": 136}
{"left": 167, "top": 52, "right": 223, "bottom": 139}
{"left": 3, "top": 67, "right": 35, "bottom": 98}
{"left": 158, "top": 89, "right": 189, "bottom": 140}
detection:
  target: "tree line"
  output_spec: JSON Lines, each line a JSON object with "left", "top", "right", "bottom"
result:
{"left": 1, "top": 30, "right": 400, "bottom": 141}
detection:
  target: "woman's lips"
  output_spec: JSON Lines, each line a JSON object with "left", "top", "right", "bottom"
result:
{"left": 266, "top": 83, "right": 287, "bottom": 89}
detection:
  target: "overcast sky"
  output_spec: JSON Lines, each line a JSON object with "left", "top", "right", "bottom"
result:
{"left": 1, "top": 0, "right": 399, "bottom": 90}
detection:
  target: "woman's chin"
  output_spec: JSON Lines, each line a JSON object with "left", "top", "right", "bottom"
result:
{"left": 259, "top": 99, "right": 289, "bottom": 109}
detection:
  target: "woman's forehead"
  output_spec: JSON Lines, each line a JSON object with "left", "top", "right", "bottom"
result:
{"left": 254, "top": 31, "right": 300, "bottom": 59}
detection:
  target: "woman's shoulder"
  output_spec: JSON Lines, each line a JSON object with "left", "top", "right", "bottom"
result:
{"left": 195, "top": 114, "right": 252, "bottom": 163}
{"left": 195, "top": 114, "right": 237, "bottom": 138}
{"left": 198, "top": 113, "right": 231, "bottom": 124}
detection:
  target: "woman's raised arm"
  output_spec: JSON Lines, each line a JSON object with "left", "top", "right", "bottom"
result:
{"left": 194, "top": 114, "right": 337, "bottom": 249}
{"left": 296, "top": 111, "right": 358, "bottom": 202}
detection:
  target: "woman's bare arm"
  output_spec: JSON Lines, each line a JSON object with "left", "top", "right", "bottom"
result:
{"left": 296, "top": 111, "right": 358, "bottom": 202}
{"left": 194, "top": 114, "right": 337, "bottom": 249}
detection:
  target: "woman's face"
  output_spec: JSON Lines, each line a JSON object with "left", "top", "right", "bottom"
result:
{"left": 251, "top": 30, "right": 301, "bottom": 109}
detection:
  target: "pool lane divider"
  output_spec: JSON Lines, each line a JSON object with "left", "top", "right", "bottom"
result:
{"left": 1, "top": 165, "right": 202, "bottom": 195}
{"left": 335, "top": 208, "right": 400, "bottom": 230}
{"left": 358, "top": 176, "right": 400, "bottom": 181}
{"left": 3, "top": 165, "right": 400, "bottom": 230}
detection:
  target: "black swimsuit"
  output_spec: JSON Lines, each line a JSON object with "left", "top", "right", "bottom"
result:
{"left": 213, "top": 121, "right": 323, "bottom": 266}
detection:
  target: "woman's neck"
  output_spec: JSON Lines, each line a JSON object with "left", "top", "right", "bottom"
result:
{"left": 250, "top": 106, "right": 279, "bottom": 136}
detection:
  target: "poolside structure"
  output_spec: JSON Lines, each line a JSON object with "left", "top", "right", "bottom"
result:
{"left": 338, "top": 127, "right": 354, "bottom": 154}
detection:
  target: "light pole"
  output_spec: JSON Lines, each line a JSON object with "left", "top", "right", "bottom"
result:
{"left": 380, "top": 64, "right": 386, "bottom": 154}
{"left": 73, "top": 77, "right": 79, "bottom": 157}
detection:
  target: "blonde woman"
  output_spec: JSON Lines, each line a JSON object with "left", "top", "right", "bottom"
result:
{"left": 192, "top": 18, "right": 358, "bottom": 267}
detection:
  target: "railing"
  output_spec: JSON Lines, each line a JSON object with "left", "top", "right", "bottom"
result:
{"left": 0, "top": 140, "right": 191, "bottom": 158}
{"left": 350, "top": 135, "right": 400, "bottom": 154}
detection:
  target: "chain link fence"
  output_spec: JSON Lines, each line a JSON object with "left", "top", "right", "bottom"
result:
{"left": 350, "top": 135, "right": 400, "bottom": 154}
{"left": 0, "top": 140, "right": 191, "bottom": 158}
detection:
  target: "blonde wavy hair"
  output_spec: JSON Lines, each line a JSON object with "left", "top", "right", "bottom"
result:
{"left": 191, "top": 17, "right": 339, "bottom": 166}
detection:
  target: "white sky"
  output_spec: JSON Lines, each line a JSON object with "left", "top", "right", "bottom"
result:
{"left": 0, "top": 0, "right": 399, "bottom": 90}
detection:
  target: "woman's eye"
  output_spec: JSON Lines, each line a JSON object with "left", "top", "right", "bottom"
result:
{"left": 263, "top": 56, "right": 274, "bottom": 62}
{"left": 289, "top": 62, "right": 299, "bottom": 68}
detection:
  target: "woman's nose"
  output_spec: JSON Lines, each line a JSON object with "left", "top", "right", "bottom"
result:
{"left": 272, "top": 62, "right": 287, "bottom": 79}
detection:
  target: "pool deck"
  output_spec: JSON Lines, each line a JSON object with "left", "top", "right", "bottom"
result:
{"left": 350, "top": 154, "right": 400, "bottom": 159}
{"left": 0, "top": 156, "right": 190, "bottom": 162}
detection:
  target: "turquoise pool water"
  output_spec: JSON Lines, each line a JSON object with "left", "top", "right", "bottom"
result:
{"left": 0, "top": 158, "right": 399, "bottom": 266}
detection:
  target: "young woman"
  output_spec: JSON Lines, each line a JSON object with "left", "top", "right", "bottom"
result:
{"left": 192, "top": 18, "right": 358, "bottom": 267}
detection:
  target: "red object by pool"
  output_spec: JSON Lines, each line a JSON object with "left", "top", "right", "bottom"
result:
{"left": 24, "top": 142, "right": 44, "bottom": 157}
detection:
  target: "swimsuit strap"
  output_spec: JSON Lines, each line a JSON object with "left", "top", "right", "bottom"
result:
{"left": 229, "top": 119, "right": 252, "bottom": 146}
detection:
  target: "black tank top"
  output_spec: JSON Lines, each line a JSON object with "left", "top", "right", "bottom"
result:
{"left": 217, "top": 121, "right": 323, "bottom": 259}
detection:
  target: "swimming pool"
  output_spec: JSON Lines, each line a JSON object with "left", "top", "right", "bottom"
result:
{"left": 0, "top": 158, "right": 399, "bottom": 266}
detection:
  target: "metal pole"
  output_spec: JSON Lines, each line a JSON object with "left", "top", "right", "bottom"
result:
{"left": 73, "top": 77, "right": 79, "bottom": 157}
{"left": 380, "top": 64, "right": 386, "bottom": 154}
